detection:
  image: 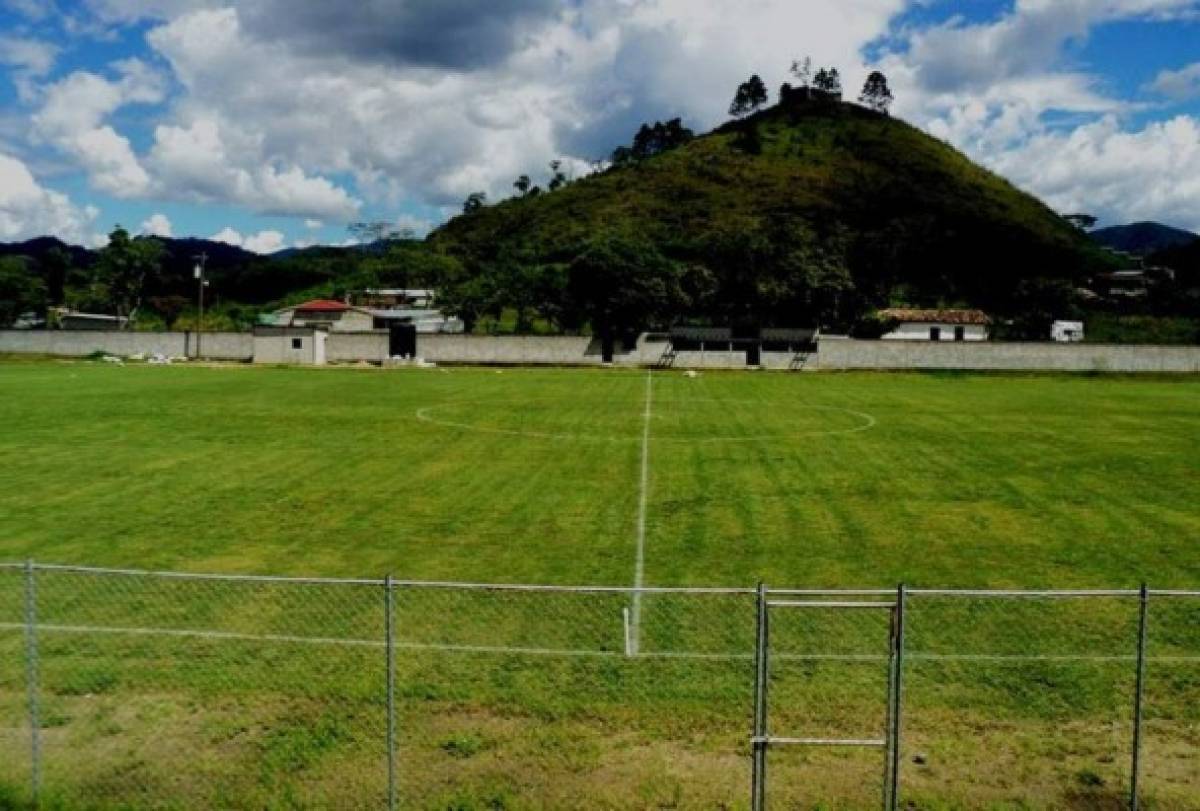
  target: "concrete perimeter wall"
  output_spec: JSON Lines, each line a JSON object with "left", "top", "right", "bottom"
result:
{"left": 0, "top": 330, "right": 252, "bottom": 360}
{"left": 5, "top": 329, "right": 1198, "bottom": 372}
{"left": 419, "top": 334, "right": 602, "bottom": 365}
{"left": 818, "top": 338, "right": 1200, "bottom": 373}
{"left": 327, "top": 332, "right": 389, "bottom": 363}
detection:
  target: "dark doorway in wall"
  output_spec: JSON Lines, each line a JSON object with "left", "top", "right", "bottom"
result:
{"left": 390, "top": 324, "right": 417, "bottom": 357}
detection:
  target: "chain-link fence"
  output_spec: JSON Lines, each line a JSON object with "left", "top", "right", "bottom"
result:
{"left": 1, "top": 563, "right": 1197, "bottom": 810}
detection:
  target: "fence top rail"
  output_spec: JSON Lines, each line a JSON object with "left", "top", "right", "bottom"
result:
{"left": 23, "top": 563, "right": 386, "bottom": 587}
{"left": 909, "top": 588, "right": 1142, "bottom": 598}
{"left": 1, "top": 563, "right": 1197, "bottom": 596}
{"left": 385, "top": 579, "right": 755, "bottom": 594}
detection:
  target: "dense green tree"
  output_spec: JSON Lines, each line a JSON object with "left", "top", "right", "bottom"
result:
{"left": 1004, "top": 278, "right": 1083, "bottom": 339}
{"left": 548, "top": 160, "right": 568, "bottom": 191}
{"left": 729, "top": 75, "right": 769, "bottom": 117}
{"left": 813, "top": 67, "right": 842, "bottom": 96}
{"left": 41, "top": 246, "right": 72, "bottom": 306}
{"left": 513, "top": 175, "right": 532, "bottom": 196}
{"left": 462, "top": 191, "right": 488, "bottom": 214}
{"left": 858, "top": 71, "right": 893, "bottom": 114}
{"left": 95, "top": 227, "right": 164, "bottom": 326}
{"left": 611, "top": 119, "right": 694, "bottom": 165}
{"left": 0, "top": 257, "right": 45, "bottom": 327}
{"left": 566, "top": 236, "right": 689, "bottom": 354}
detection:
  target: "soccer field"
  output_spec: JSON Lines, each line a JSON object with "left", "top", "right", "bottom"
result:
{"left": 1, "top": 361, "right": 1198, "bottom": 586}
{"left": 1, "top": 360, "right": 1199, "bottom": 809}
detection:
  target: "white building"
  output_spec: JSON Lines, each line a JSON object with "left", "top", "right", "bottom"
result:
{"left": 1051, "top": 320, "right": 1085, "bottom": 343}
{"left": 878, "top": 309, "right": 991, "bottom": 342}
{"left": 252, "top": 326, "right": 328, "bottom": 365}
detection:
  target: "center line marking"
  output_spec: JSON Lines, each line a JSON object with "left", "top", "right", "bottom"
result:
{"left": 630, "top": 370, "right": 653, "bottom": 655}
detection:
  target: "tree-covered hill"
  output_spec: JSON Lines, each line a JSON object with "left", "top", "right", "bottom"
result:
{"left": 430, "top": 95, "right": 1116, "bottom": 332}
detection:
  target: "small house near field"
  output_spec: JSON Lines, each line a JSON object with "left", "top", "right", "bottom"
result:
{"left": 253, "top": 326, "right": 327, "bottom": 365}
{"left": 878, "top": 309, "right": 990, "bottom": 342}
{"left": 272, "top": 300, "right": 375, "bottom": 332}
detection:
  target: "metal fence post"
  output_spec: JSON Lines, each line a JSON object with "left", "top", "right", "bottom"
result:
{"left": 751, "top": 582, "right": 769, "bottom": 811}
{"left": 23, "top": 560, "right": 41, "bottom": 807}
{"left": 1131, "top": 583, "right": 1149, "bottom": 811}
{"left": 385, "top": 574, "right": 397, "bottom": 811}
{"left": 887, "top": 584, "right": 907, "bottom": 811}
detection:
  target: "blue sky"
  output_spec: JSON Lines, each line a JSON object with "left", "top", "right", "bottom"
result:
{"left": 1, "top": 0, "right": 1198, "bottom": 252}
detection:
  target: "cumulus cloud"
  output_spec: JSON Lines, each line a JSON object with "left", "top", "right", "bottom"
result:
{"left": 1147, "top": 62, "right": 1200, "bottom": 100}
{"left": 11, "top": 0, "right": 1200, "bottom": 239}
{"left": 0, "top": 36, "right": 59, "bottom": 77}
{"left": 990, "top": 114, "right": 1200, "bottom": 233}
{"left": 147, "top": 117, "right": 360, "bottom": 219}
{"left": 239, "top": 0, "right": 562, "bottom": 70}
{"left": 139, "top": 1, "right": 906, "bottom": 213}
{"left": 874, "top": 0, "right": 1200, "bottom": 231}
{"left": 33, "top": 60, "right": 164, "bottom": 197}
{"left": 209, "top": 226, "right": 287, "bottom": 254}
{"left": 140, "top": 212, "right": 173, "bottom": 237}
{"left": 0, "top": 151, "right": 98, "bottom": 242}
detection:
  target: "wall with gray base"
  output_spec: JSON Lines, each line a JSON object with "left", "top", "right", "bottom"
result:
{"left": 327, "top": 332, "right": 389, "bottom": 363}
{"left": 0, "top": 330, "right": 252, "bottom": 360}
{"left": 419, "top": 334, "right": 601, "bottom": 365}
{"left": 818, "top": 338, "right": 1200, "bottom": 373}
{"left": 5, "top": 329, "right": 1198, "bottom": 372}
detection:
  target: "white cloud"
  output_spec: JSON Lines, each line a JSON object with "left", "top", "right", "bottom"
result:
{"left": 147, "top": 117, "right": 360, "bottom": 219}
{"left": 874, "top": 0, "right": 1200, "bottom": 231}
{"left": 0, "top": 151, "right": 98, "bottom": 242}
{"left": 9, "top": 0, "right": 1200, "bottom": 239}
{"left": 33, "top": 60, "right": 164, "bottom": 197}
{"left": 140, "top": 212, "right": 173, "bottom": 237}
{"left": 990, "top": 114, "right": 1200, "bottom": 232}
{"left": 209, "top": 226, "right": 286, "bottom": 254}
{"left": 304, "top": 218, "right": 322, "bottom": 229}
{"left": 136, "top": 1, "right": 909, "bottom": 215}
{"left": 0, "top": 36, "right": 59, "bottom": 76}
{"left": 1147, "top": 62, "right": 1200, "bottom": 100}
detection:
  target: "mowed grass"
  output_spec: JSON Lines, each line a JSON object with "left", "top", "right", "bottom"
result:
{"left": 1, "top": 360, "right": 1198, "bottom": 588}
{"left": 1, "top": 360, "right": 1199, "bottom": 809}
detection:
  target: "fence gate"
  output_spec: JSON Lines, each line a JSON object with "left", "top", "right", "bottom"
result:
{"left": 750, "top": 584, "right": 907, "bottom": 811}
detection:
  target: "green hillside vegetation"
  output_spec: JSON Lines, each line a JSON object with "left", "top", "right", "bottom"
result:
{"left": 0, "top": 89, "right": 1139, "bottom": 338}
{"left": 431, "top": 93, "right": 1116, "bottom": 335}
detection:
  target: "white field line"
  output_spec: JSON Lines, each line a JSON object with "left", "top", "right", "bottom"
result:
{"left": 630, "top": 370, "right": 653, "bottom": 655}
{"left": 4, "top": 622, "right": 1198, "bottom": 664}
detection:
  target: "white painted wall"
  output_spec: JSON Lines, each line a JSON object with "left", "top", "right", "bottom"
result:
{"left": 252, "top": 331, "right": 323, "bottom": 365}
{"left": 881, "top": 323, "right": 988, "bottom": 341}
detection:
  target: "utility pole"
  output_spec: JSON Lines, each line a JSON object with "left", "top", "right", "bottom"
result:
{"left": 193, "top": 252, "right": 208, "bottom": 359}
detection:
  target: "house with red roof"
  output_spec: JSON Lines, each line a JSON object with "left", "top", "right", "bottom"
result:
{"left": 272, "top": 299, "right": 376, "bottom": 332}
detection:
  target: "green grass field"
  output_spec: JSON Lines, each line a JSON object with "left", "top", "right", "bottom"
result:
{"left": 2, "top": 361, "right": 1198, "bottom": 586}
{"left": 1, "top": 360, "right": 1198, "bottom": 810}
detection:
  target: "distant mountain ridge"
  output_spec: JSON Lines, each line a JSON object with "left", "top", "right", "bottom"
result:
{"left": 1091, "top": 222, "right": 1198, "bottom": 256}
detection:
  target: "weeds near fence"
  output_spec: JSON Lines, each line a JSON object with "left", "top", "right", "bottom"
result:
{"left": 1, "top": 563, "right": 1197, "bottom": 810}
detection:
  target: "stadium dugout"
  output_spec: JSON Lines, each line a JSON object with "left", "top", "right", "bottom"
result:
{"left": 664, "top": 327, "right": 818, "bottom": 368}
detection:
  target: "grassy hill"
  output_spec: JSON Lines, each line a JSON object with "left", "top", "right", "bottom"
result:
{"left": 432, "top": 97, "right": 1115, "bottom": 328}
